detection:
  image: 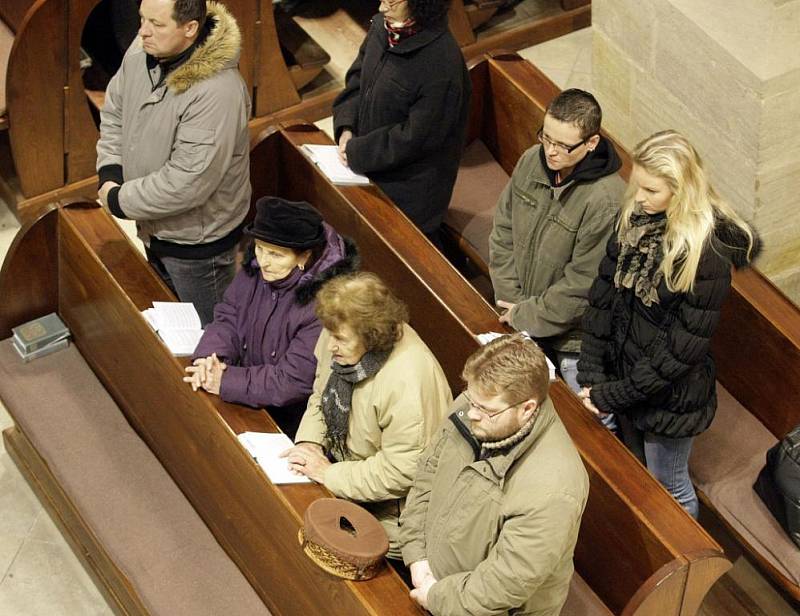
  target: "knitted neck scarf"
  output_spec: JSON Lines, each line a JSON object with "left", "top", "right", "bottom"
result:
{"left": 384, "top": 17, "right": 419, "bottom": 47}
{"left": 479, "top": 411, "right": 538, "bottom": 455}
{"left": 321, "top": 348, "right": 392, "bottom": 461}
{"left": 614, "top": 209, "right": 668, "bottom": 307}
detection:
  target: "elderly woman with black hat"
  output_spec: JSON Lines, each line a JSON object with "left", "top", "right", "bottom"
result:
{"left": 184, "top": 196, "right": 357, "bottom": 436}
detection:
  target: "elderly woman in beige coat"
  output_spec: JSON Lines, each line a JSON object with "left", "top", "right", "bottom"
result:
{"left": 282, "top": 272, "right": 452, "bottom": 558}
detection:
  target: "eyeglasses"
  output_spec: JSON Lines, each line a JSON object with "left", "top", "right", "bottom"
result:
{"left": 463, "top": 390, "right": 527, "bottom": 420}
{"left": 537, "top": 128, "right": 589, "bottom": 155}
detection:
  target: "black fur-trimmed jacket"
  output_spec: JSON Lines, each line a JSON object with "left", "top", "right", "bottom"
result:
{"left": 577, "top": 217, "right": 759, "bottom": 438}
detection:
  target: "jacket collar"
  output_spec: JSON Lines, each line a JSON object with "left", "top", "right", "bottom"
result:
{"left": 379, "top": 19, "right": 447, "bottom": 55}
{"left": 450, "top": 394, "right": 557, "bottom": 483}
{"left": 152, "top": 1, "right": 241, "bottom": 94}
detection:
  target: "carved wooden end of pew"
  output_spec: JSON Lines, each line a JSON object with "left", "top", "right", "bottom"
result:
{"left": 0, "top": 203, "right": 422, "bottom": 615}
{"left": 251, "top": 122, "right": 732, "bottom": 615}
{"left": 1, "top": 0, "right": 337, "bottom": 223}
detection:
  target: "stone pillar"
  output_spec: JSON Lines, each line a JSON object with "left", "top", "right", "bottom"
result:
{"left": 592, "top": 0, "right": 800, "bottom": 301}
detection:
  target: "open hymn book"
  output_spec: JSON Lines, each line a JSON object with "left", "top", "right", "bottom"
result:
{"left": 302, "top": 144, "right": 370, "bottom": 185}
{"left": 142, "top": 302, "right": 204, "bottom": 357}
{"left": 238, "top": 432, "right": 312, "bottom": 485}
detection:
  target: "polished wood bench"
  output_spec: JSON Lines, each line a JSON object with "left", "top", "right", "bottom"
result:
{"left": 246, "top": 121, "right": 732, "bottom": 615}
{"left": 449, "top": 0, "right": 591, "bottom": 58}
{"left": 446, "top": 50, "right": 800, "bottom": 605}
{"left": 0, "top": 203, "right": 423, "bottom": 615}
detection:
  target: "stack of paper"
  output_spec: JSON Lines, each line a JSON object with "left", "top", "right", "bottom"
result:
{"left": 302, "top": 144, "right": 371, "bottom": 186}
{"left": 476, "top": 332, "right": 556, "bottom": 381}
{"left": 238, "top": 432, "right": 311, "bottom": 484}
{"left": 142, "top": 301, "right": 203, "bottom": 357}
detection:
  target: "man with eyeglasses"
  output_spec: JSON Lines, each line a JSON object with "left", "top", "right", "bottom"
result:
{"left": 488, "top": 89, "right": 624, "bottom": 410}
{"left": 398, "top": 334, "right": 589, "bottom": 615}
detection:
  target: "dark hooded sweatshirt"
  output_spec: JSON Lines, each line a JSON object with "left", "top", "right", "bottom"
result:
{"left": 578, "top": 217, "right": 760, "bottom": 438}
{"left": 489, "top": 139, "right": 626, "bottom": 353}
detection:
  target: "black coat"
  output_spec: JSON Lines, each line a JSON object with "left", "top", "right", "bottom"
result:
{"left": 332, "top": 15, "right": 471, "bottom": 234}
{"left": 578, "top": 217, "right": 758, "bottom": 438}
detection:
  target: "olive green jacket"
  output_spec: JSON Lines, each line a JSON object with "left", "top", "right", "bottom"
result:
{"left": 399, "top": 394, "right": 589, "bottom": 616}
{"left": 489, "top": 143, "right": 624, "bottom": 352}
{"left": 296, "top": 325, "right": 452, "bottom": 557}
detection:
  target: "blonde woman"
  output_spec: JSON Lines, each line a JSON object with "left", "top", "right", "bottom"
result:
{"left": 577, "top": 130, "right": 759, "bottom": 518}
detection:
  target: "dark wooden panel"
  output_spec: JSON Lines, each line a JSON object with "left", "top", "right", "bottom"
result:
{"left": 712, "top": 267, "right": 800, "bottom": 440}
{"left": 447, "top": 0, "right": 476, "bottom": 46}
{"left": 220, "top": 0, "right": 258, "bottom": 100}
{"left": 0, "top": 0, "right": 35, "bottom": 32}
{"left": 64, "top": 0, "right": 103, "bottom": 185}
{"left": 7, "top": 0, "right": 67, "bottom": 196}
{"left": 0, "top": 205, "right": 59, "bottom": 337}
{"left": 254, "top": 0, "right": 301, "bottom": 116}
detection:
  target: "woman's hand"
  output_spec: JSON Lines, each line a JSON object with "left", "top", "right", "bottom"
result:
{"left": 338, "top": 130, "right": 353, "bottom": 166}
{"left": 183, "top": 353, "right": 226, "bottom": 395}
{"left": 280, "top": 442, "right": 329, "bottom": 482}
{"left": 578, "top": 386, "right": 608, "bottom": 418}
{"left": 409, "top": 560, "right": 436, "bottom": 589}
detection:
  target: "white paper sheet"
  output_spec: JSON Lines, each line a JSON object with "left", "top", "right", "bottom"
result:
{"left": 151, "top": 301, "right": 202, "bottom": 331}
{"left": 302, "top": 144, "right": 371, "bottom": 185}
{"left": 238, "top": 432, "right": 312, "bottom": 484}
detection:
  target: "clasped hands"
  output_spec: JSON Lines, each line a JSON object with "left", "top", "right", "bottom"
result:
{"left": 408, "top": 559, "right": 437, "bottom": 610}
{"left": 496, "top": 300, "right": 515, "bottom": 325}
{"left": 338, "top": 130, "right": 353, "bottom": 167}
{"left": 279, "top": 442, "right": 331, "bottom": 484}
{"left": 98, "top": 181, "right": 119, "bottom": 211}
{"left": 183, "top": 352, "right": 227, "bottom": 395}
{"left": 579, "top": 387, "right": 609, "bottom": 418}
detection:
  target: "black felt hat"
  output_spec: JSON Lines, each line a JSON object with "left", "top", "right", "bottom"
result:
{"left": 244, "top": 196, "right": 325, "bottom": 249}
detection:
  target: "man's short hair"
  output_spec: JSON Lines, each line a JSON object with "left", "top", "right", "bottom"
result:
{"left": 462, "top": 334, "right": 549, "bottom": 405}
{"left": 546, "top": 89, "right": 602, "bottom": 139}
{"left": 172, "top": 0, "right": 206, "bottom": 25}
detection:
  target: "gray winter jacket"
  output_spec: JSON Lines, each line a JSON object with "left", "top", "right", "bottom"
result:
{"left": 96, "top": 1, "right": 251, "bottom": 256}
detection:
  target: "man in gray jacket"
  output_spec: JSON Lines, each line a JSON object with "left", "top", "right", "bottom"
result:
{"left": 97, "top": 0, "right": 251, "bottom": 325}
{"left": 489, "top": 89, "right": 624, "bottom": 399}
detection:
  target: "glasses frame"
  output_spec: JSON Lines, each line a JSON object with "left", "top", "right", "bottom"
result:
{"left": 537, "top": 128, "right": 589, "bottom": 155}
{"left": 463, "top": 390, "right": 529, "bottom": 420}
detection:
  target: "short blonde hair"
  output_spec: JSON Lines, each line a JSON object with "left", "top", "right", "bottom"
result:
{"left": 462, "top": 334, "right": 549, "bottom": 404}
{"left": 316, "top": 272, "right": 409, "bottom": 352}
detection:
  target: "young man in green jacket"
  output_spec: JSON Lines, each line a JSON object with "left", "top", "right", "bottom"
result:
{"left": 489, "top": 89, "right": 624, "bottom": 400}
{"left": 399, "top": 334, "right": 589, "bottom": 616}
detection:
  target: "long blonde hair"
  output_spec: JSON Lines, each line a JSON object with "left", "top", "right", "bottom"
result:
{"left": 619, "top": 130, "right": 755, "bottom": 293}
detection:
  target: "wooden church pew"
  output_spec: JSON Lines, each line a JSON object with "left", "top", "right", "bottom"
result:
{"left": 447, "top": 50, "right": 800, "bottom": 604}
{"left": 247, "top": 121, "right": 732, "bottom": 615}
{"left": 0, "top": 202, "right": 423, "bottom": 616}
{"left": 0, "top": 0, "right": 340, "bottom": 223}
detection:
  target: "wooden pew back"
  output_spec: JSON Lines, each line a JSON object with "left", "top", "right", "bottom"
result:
{"left": 255, "top": 123, "right": 732, "bottom": 615}
{"left": 0, "top": 204, "right": 421, "bottom": 615}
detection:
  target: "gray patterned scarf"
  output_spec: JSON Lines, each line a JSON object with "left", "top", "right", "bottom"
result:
{"left": 321, "top": 349, "right": 392, "bottom": 461}
{"left": 614, "top": 209, "right": 668, "bottom": 307}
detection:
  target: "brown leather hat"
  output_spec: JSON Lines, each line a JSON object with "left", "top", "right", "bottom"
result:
{"left": 298, "top": 498, "right": 389, "bottom": 580}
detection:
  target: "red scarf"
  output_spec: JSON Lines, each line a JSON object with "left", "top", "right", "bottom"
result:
{"left": 384, "top": 17, "right": 419, "bottom": 47}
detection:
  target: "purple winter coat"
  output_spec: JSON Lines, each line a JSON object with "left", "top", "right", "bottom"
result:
{"left": 193, "top": 223, "right": 357, "bottom": 408}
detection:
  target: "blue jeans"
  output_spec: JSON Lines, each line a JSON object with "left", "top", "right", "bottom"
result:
{"left": 146, "top": 246, "right": 237, "bottom": 327}
{"left": 557, "top": 351, "right": 618, "bottom": 432}
{"left": 618, "top": 416, "right": 699, "bottom": 519}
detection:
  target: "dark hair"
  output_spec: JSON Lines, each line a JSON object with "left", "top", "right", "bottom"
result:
{"left": 546, "top": 89, "right": 602, "bottom": 139}
{"left": 172, "top": 0, "right": 206, "bottom": 26}
{"left": 242, "top": 240, "right": 325, "bottom": 277}
{"left": 408, "top": 0, "right": 451, "bottom": 28}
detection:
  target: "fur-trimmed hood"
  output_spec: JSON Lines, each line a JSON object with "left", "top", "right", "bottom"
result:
{"left": 295, "top": 235, "right": 359, "bottom": 305}
{"left": 167, "top": 1, "right": 241, "bottom": 94}
{"left": 712, "top": 217, "right": 762, "bottom": 269}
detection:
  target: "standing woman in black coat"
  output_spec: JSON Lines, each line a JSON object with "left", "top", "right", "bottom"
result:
{"left": 333, "top": 0, "right": 471, "bottom": 247}
{"left": 577, "top": 130, "right": 759, "bottom": 518}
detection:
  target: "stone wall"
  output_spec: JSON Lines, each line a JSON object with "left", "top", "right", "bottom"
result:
{"left": 592, "top": 0, "right": 800, "bottom": 300}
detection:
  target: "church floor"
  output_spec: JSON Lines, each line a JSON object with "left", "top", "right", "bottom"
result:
{"left": 0, "top": 25, "right": 796, "bottom": 616}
